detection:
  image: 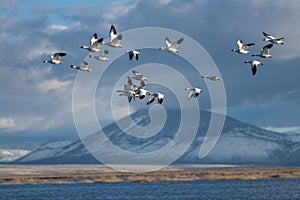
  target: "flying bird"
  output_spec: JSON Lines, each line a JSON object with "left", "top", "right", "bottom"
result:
{"left": 116, "top": 79, "right": 138, "bottom": 102}
{"left": 89, "top": 50, "right": 109, "bottom": 61}
{"left": 251, "top": 44, "right": 273, "bottom": 58}
{"left": 146, "top": 93, "right": 166, "bottom": 105}
{"left": 70, "top": 61, "right": 92, "bottom": 72}
{"left": 263, "top": 32, "right": 285, "bottom": 45}
{"left": 159, "top": 37, "right": 184, "bottom": 53}
{"left": 126, "top": 50, "right": 141, "bottom": 60}
{"left": 42, "top": 52, "right": 67, "bottom": 64}
{"left": 116, "top": 89, "right": 137, "bottom": 102}
{"left": 231, "top": 39, "right": 255, "bottom": 54}
{"left": 128, "top": 70, "right": 148, "bottom": 81}
{"left": 201, "top": 75, "right": 222, "bottom": 81}
{"left": 185, "top": 87, "right": 204, "bottom": 100}
{"left": 244, "top": 60, "right": 264, "bottom": 76}
{"left": 104, "top": 25, "right": 123, "bottom": 48}
{"left": 80, "top": 33, "right": 104, "bottom": 52}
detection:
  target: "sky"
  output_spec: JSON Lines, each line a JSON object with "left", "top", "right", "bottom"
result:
{"left": 0, "top": 0, "right": 300, "bottom": 148}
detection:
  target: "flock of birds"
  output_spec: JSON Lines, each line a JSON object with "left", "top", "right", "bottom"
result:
{"left": 231, "top": 32, "right": 285, "bottom": 75}
{"left": 42, "top": 25, "right": 284, "bottom": 105}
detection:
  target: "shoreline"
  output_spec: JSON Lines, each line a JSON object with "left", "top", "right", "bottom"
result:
{"left": 0, "top": 165, "right": 300, "bottom": 185}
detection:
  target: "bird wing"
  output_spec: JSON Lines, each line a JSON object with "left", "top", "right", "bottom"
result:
{"left": 251, "top": 64, "right": 257, "bottom": 76}
{"left": 128, "top": 95, "right": 132, "bottom": 102}
{"left": 132, "top": 70, "right": 141, "bottom": 76}
{"left": 127, "top": 77, "right": 133, "bottom": 86}
{"left": 81, "top": 61, "right": 89, "bottom": 69}
{"left": 242, "top": 43, "right": 255, "bottom": 51}
{"left": 138, "top": 80, "right": 145, "bottom": 89}
{"left": 237, "top": 40, "right": 243, "bottom": 50}
{"left": 53, "top": 52, "right": 66, "bottom": 60}
{"left": 187, "top": 91, "right": 195, "bottom": 100}
{"left": 109, "top": 25, "right": 122, "bottom": 43}
{"left": 110, "top": 34, "right": 122, "bottom": 45}
{"left": 100, "top": 50, "right": 109, "bottom": 57}
{"left": 109, "top": 25, "right": 117, "bottom": 38}
{"left": 129, "top": 52, "right": 134, "bottom": 60}
{"left": 124, "top": 84, "right": 132, "bottom": 91}
{"left": 158, "top": 97, "right": 164, "bottom": 104}
{"left": 165, "top": 37, "right": 172, "bottom": 47}
{"left": 91, "top": 38, "right": 103, "bottom": 49}
{"left": 263, "top": 32, "right": 276, "bottom": 40}
{"left": 147, "top": 94, "right": 156, "bottom": 105}
{"left": 90, "top": 33, "right": 98, "bottom": 47}
{"left": 135, "top": 53, "right": 139, "bottom": 60}
{"left": 262, "top": 44, "right": 273, "bottom": 54}
{"left": 170, "top": 37, "right": 184, "bottom": 49}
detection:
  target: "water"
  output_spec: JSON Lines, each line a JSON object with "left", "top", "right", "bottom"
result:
{"left": 1, "top": 179, "right": 300, "bottom": 200}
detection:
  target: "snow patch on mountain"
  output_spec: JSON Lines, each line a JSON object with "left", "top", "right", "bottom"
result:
{"left": 0, "top": 149, "right": 30, "bottom": 162}
{"left": 17, "top": 140, "right": 73, "bottom": 162}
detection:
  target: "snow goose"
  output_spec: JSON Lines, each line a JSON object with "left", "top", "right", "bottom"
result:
{"left": 117, "top": 89, "right": 137, "bottom": 102}
{"left": 231, "top": 39, "right": 255, "bottom": 54}
{"left": 42, "top": 52, "right": 67, "bottom": 64}
{"left": 89, "top": 50, "right": 109, "bottom": 61}
{"left": 104, "top": 25, "right": 123, "bottom": 48}
{"left": 116, "top": 81, "right": 138, "bottom": 102}
{"left": 146, "top": 93, "right": 166, "bottom": 105}
{"left": 263, "top": 32, "right": 285, "bottom": 45}
{"left": 70, "top": 61, "right": 92, "bottom": 72}
{"left": 126, "top": 50, "right": 141, "bottom": 60}
{"left": 128, "top": 70, "right": 148, "bottom": 81}
{"left": 244, "top": 60, "right": 263, "bottom": 76}
{"left": 251, "top": 44, "right": 273, "bottom": 58}
{"left": 201, "top": 75, "right": 222, "bottom": 81}
{"left": 80, "top": 33, "right": 104, "bottom": 52}
{"left": 185, "top": 87, "right": 204, "bottom": 100}
{"left": 159, "top": 37, "right": 184, "bottom": 53}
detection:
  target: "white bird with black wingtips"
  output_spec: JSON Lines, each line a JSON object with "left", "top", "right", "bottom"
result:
{"left": 89, "top": 50, "right": 109, "bottom": 61}
{"left": 70, "top": 61, "right": 92, "bottom": 72}
{"left": 185, "top": 87, "right": 204, "bottom": 100}
{"left": 251, "top": 44, "right": 273, "bottom": 58}
{"left": 104, "top": 25, "right": 123, "bottom": 48}
{"left": 80, "top": 33, "right": 104, "bottom": 52}
{"left": 128, "top": 70, "right": 148, "bottom": 81}
{"left": 116, "top": 78, "right": 138, "bottom": 102}
{"left": 263, "top": 32, "right": 285, "bottom": 45}
{"left": 43, "top": 52, "right": 67, "bottom": 64}
{"left": 231, "top": 39, "right": 255, "bottom": 54}
{"left": 201, "top": 75, "right": 221, "bottom": 81}
{"left": 159, "top": 37, "right": 184, "bottom": 53}
{"left": 146, "top": 93, "right": 166, "bottom": 105}
{"left": 126, "top": 50, "right": 141, "bottom": 60}
{"left": 244, "top": 60, "right": 263, "bottom": 76}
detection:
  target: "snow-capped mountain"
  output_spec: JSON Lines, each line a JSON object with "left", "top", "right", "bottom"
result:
{"left": 0, "top": 149, "right": 30, "bottom": 162}
{"left": 14, "top": 109, "right": 300, "bottom": 166}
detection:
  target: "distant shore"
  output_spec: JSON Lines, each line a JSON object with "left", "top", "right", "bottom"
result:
{"left": 0, "top": 165, "right": 300, "bottom": 185}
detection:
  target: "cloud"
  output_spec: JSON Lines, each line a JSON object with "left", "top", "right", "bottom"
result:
{"left": 0, "top": 116, "right": 53, "bottom": 133}
{"left": 0, "top": 118, "right": 15, "bottom": 130}
{"left": 37, "top": 79, "right": 72, "bottom": 93}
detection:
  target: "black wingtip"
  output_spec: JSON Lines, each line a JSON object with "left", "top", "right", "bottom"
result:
{"left": 98, "top": 38, "right": 104, "bottom": 43}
